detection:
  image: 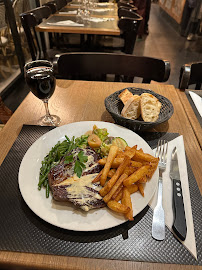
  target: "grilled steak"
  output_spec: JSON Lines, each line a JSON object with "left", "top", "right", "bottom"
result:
{"left": 48, "top": 147, "right": 106, "bottom": 211}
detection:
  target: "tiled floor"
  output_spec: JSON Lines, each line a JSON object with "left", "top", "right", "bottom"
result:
{"left": 134, "top": 4, "right": 202, "bottom": 87}
{"left": 2, "top": 3, "right": 202, "bottom": 113}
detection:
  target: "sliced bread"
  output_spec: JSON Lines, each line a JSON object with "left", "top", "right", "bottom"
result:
{"left": 140, "top": 93, "right": 161, "bottom": 122}
{"left": 118, "top": 89, "right": 134, "bottom": 104}
{"left": 121, "top": 95, "right": 141, "bottom": 120}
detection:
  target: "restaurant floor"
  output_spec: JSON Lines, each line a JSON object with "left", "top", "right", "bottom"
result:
{"left": 2, "top": 3, "right": 202, "bottom": 113}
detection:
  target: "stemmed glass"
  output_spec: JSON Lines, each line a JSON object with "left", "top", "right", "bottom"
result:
{"left": 24, "top": 60, "right": 61, "bottom": 126}
{"left": 82, "top": 0, "right": 90, "bottom": 22}
{"left": 76, "top": 0, "right": 83, "bottom": 23}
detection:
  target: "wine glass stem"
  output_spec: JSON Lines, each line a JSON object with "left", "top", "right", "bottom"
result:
{"left": 43, "top": 99, "right": 51, "bottom": 118}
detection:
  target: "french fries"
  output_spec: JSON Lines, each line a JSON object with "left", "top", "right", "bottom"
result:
{"left": 107, "top": 200, "right": 130, "bottom": 214}
{"left": 103, "top": 172, "right": 128, "bottom": 203}
{"left": 137, "top": 183, "right": 144, "bottom": 197}
{"left": 132, "top": 150, "right": 158, "bottom": 163}
{"left": 92, "top": 169, "right": 103, "bottom": 183}
{"left": 99, "top": 156, "right": 130, "bottom": 197}
{"left": 122, "top": 187, "right": 134, "bottom": 221}
{"left": 123, "top": 165, "right": 150, "bottom": 186}
{"left": 94, "top": 144, "right": 158, "bottom": 221}
{"left": 99, "top": 157, "right": 142, "bottom": 169}
{"left": 100, "top": 145, "right": 119, "bottom": 186}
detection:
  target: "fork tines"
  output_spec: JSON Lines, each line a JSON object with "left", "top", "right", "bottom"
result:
{"left": 155, "top": 140, "right": 168, "bottom": 164}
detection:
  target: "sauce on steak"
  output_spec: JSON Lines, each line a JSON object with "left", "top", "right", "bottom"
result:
{"left": 48, "top": 147, "right": 105, "bottom": 211}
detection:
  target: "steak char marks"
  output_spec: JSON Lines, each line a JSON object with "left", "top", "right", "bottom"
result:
{"left": 48, "top": 147, "right": 105, "bottom": 211}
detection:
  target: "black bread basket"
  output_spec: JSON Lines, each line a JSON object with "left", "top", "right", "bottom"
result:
{"left": 105, "top": 88, "right": 174, "bottom": 132}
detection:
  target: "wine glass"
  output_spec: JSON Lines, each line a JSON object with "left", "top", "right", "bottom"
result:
{"left": 24, "top": 60, "right": 61, "bottom": 126}
{"left": 76, "top": 0, "right": 84, "bottom": 23}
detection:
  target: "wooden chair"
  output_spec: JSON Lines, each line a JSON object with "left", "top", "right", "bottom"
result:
{"left": 0, "top": 97, "right": 12, "bottom": 124}
{"left": 97, "top": 13, "right": 142, "bottom": 54}
{"left": 20, "top": 6, "right": 52, "bottom": 60}
{"left": 43, "top": 1, "right": 58, "bottom": 14}
{"left": 53, "top": 52, "right": 170, "bottom": 83}
{"left": 117, "top": 1, "right": 137, "bottom": 10}
{"left": 179, "top": 62, "right": 202, "bottom": 90}
{"left": 0, "top": 3, "right": 14, "bottom": 78}
{"left": 42, "top": 1, "right": 58, "bottom": 49}
{"left": 12, "top": 0, "right": 31, "bottom": 59}
{"left": 13, "top": 0, "right": 24, "bottom": 35}
{"left": 118, "top": 7, "right": 139, "bottom": 18}
{"left": 118, "top": 16, "right": 142, "bottom": 54}
{"left": 55, "top": 0, "right": 68, "bottom": 10}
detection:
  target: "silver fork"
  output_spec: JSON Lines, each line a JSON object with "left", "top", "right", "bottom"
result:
{"left": 152, "top": 139, "right": 168, "bottom": 241}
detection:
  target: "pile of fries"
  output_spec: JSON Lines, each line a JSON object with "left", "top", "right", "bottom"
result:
{"left": 93, "top": 145, "right": 159, "bottom": 221}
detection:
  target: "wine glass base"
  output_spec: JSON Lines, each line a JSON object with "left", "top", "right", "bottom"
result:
{"left": 38, "top": 115, "right": 61, "bottom": 127}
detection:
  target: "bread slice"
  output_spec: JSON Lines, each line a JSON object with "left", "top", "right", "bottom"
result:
{"left": 118, "top": 89, "right": 134, "bottom": 104}
{"left": 140, "top": 93, "right": 161, "bottom": 122}
{"left": 121, "top": 95, "right": 141, "bottom": 120}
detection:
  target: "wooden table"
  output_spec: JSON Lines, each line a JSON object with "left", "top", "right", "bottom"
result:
{"left": 177, "top": 89, "right": 202, "bottom": 149}
{"left": 60, "top": 3, "right": 118, "bottom": 16}
{"left": 36, "top": 5, "right": 120, "bottom": 35}
{"left": 0, "top": 81, "right": 201, "bottom": 270}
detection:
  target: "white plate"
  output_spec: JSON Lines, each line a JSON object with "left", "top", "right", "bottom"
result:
{"left": 18, "top": 121, "right": 158, "bottom": 231}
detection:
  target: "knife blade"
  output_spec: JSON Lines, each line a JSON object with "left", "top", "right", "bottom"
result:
{"left": 170, "top": 147, "right": 187, "bottom": 241}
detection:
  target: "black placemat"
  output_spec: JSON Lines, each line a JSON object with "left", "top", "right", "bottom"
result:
{"left": 185, "top": 90, "right": 202, "bottom": 127}
{"left": 0, "top": 125, "right": 201, "bottom": 265}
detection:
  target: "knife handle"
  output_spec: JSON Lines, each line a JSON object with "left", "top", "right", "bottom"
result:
{"left": 172, "top": 179, "right": 187, "bottom": 241}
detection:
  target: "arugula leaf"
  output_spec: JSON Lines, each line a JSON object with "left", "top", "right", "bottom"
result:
{"left": 78, "top": 150, "right": 88, "bottom": 163}
{"left": 79, "top": 161, "right": 86, "bottom": 168}
{"left": 74, "top": 160, "right": 83, "bottom": 178}
{"left": 74, "top": 151, "right": 88, "bottom": 177}
{"left": 64, "top": 155, "right": 74, "bottom": 164}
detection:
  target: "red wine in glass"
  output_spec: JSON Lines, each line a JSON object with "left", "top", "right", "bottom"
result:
{"left": 24, "top": 60, "right": 60, "bottom": 126}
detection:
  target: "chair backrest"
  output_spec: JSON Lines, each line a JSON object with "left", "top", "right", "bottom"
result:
{"left": 117, "top": 1, "right": 137, "bottom": 10}
{"left": 118, "top": 15, "right": 142, "bottom": 54}
{"left": 53, "top": 52, "right": 170, "bottom": 83}
{"left": 20, "top": 6, "right": 52, "bottom": 60}
{"left": 55, "top": 0, "right": 67, "bottom": 10}
{"left": 118, "top": 7, "right": 140, "bottom": 19}
{"left": 179, "top": 62, "right": 202, "bottom": 90}
{"left": 43, "top": 1, "right": 58, "bottom": 13}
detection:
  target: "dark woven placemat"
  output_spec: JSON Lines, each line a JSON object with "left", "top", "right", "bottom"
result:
{"left": 185, "top": 90, "right": 202, "bottom": 127}
{"left": 0, "top": 125, "right": 201, "bottom": 265}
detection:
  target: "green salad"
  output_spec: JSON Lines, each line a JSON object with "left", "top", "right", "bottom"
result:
{"left": 38, "top": 125, "right": 128, "bottom": 198}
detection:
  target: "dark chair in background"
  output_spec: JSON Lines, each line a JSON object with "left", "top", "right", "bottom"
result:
{"left": 118, "top": 7, "right": 139, "bottom": 18}
{"left": 53, "top": 52, "right": 170, "bottom": 83}
{"left": 118, "top": 15, "right": 142, "bottom": 54}
{"left": 43, "top": 1, "right": 58, "bottom": 13}
{"left": 179, "top": 62, "right": 202, "bottom": 90}
{"left": 0, "top": 5, "right": 13, "bottom": 78}
{"left": 55, "top": 0, "right": 68, "bottom": 10}
{"left": 97, "top": 12, "right": 142, "bottom": 54}
{"left": 117, "top": 0, "right": 137, "bottom": 10}
{"left": 42, "top": 1, "right": 59, "bottom": 49}
{"left": 20, "top": 6, "right": 52, "bottom": 60}
{"left": 0, "top": 96, "right": 12, "bottom": 124}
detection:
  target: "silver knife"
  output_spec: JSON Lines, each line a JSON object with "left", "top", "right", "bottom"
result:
{"left": 170, "top": 147, "right": 187, "bottom": 241}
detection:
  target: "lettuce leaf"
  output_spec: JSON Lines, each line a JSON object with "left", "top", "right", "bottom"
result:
{"left": 93, "top": 128, "right": 108, "bottom": 142}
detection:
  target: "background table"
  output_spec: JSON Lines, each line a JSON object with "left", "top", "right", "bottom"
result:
{"left": 60, "top": 5, "right": 118, "bottom": 16}
{"left": 0, "top": 81, "right": 201, "bottom": 270}
{"left": 36, "top": 14, "right": 120, "bottom": 35}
